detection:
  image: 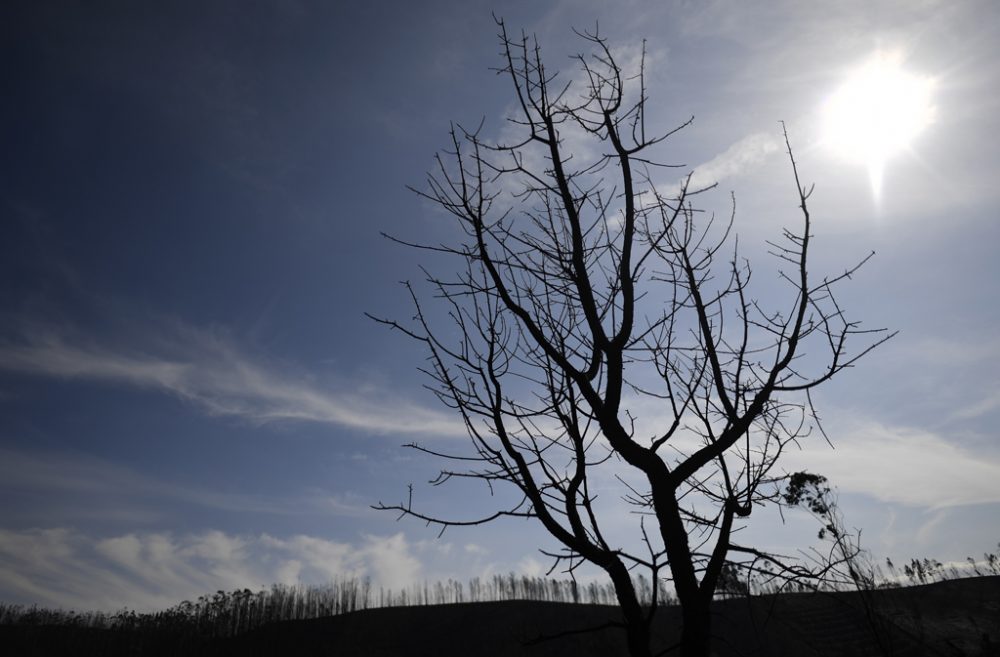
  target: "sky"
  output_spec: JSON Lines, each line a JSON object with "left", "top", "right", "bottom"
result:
{"left": 1, "top": 0, "right": 998, "bottom": 612}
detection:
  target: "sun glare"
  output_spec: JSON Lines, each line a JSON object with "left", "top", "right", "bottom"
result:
{"left": 821, "top": 51, "right": 935, "bottom": 199}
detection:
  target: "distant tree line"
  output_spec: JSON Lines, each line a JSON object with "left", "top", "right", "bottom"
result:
{"left": 0, "top": 573, "right": 670, "bottom": 639}
{"left": 2, "top": 547, "right": 997, "bottom": 640}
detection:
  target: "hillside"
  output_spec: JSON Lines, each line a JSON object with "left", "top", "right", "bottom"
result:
{"left": 3, "top": 576, "right": 998, "bottom": 656}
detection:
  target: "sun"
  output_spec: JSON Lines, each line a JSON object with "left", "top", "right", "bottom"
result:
{"left": 821, "top": 51, "right": 935, "bottom": 199}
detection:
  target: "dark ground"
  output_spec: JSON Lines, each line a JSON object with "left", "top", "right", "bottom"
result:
{"left": 3, "top": 576, "right": 998, "bottom": 656}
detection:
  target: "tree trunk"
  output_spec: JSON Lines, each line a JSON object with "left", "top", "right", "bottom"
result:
{"left": 679, "top": 596, "right": 712, "bottom": 657}
{"left": 606, "top": 560, "right": 653, "bottom": 657}
{"left": 618, "top": 592, "right": 711, "bottom": 657}
{"left": 623, "top": 620, "right": 653, "bottom": 657}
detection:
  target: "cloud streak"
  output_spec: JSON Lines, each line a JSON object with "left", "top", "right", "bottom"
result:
{"left": 0, "top": 327, "right": 465, "bottom": 438}
{"left": 0, "top": 447, "right": 375, "bottom": 521}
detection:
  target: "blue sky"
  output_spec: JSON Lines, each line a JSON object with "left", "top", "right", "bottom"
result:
{"left": 1, "top": 0, "right": 998, "bottom": 611}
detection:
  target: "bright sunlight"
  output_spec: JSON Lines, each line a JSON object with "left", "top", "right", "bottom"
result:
{"left": 821, "top": 50, "right": 935, "bottom": 200}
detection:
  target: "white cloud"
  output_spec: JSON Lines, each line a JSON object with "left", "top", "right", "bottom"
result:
{"left": 687, "top": 131, "right": 783, "bottom": 190}
{"left": 0, "top": 326, "right": 466, "bottom": 438}
{"left": 516, "top": 555, "right": 547, "bottom": 578}
{"left": 360, "top": 533, "right": 423, "bottom": 587}
{"left": 784, "top": 419, "right": 1000, "bottom": 509}
{"left": 0, "top": 528, "right": 425, "bottom": 612}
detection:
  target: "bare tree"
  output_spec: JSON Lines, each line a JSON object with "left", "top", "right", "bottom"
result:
{"left": 371, "top": 19, "right": 893, "bottom": 657}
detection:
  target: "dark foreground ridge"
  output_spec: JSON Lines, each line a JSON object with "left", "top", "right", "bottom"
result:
{"left": 3, "top": 577, "right": 998, "bottom": 656}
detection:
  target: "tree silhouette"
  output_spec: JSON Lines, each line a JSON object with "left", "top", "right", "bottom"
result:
{"left": 372, "top": 18, "right": 893, "bottom": 657}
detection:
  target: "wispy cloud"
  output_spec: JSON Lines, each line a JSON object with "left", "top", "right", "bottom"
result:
{"left": 785, "top": 419, "right": 1000, "bottom": 509}
{"left": 0, "top": 326, "right": 466, "bottom": 438}
{"left": 0, "top": 528, "right": 424, "bottom": 612}
{"left": 951, "top": 391, "right": 1000, "bottom": 421}
{"left": 687, "top": 131, "right": 784, "bottom": 190}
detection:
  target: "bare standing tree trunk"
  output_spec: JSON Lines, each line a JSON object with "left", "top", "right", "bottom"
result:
{"left": 371, "top": 18, "right": 893, "bottom": 657}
